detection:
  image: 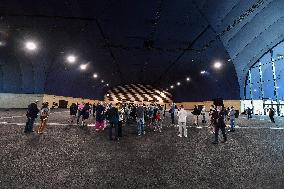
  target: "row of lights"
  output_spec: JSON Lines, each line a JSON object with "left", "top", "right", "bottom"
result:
{"left": 22, "top": 40, "right": 225, "bottom": 91}
{"left": 167, "top": 61, "right": 224, "bottom": 90}
{"left": 23, "top": 40, "right": 110, "bottom": 87}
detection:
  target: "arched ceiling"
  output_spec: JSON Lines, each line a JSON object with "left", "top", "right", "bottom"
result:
{"left": 196, "top": 0, "right": 284, "bottom": 98}
{"left": 0, "top": 0, "right": 282, "bottom": 100}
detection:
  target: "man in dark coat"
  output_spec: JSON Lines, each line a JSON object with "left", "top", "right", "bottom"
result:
{"left": 269, "top": 107, "right": 275, "bottom": 123}
{"left": 69, "top": 103, "right": 78, "bottom": 124}
{"left": 212, "top": 106, "right": 227, "bottom": 144}
{"left": 106, "top": 104, "right": 119, "bottom": 140}
{"left": 247, "top": 107, "right": 252, "bottom": 119}
{"left": 192, "top": 105, "right": 200, "bottom": 126}
{"left": 24, "top": 101, "right": 40, "bottom": 133}
{"left": 81, "top": 103, "right": 91, "bottom": 126}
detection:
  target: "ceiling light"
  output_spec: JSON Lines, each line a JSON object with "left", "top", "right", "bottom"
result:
{"left": 214, "top": 61, "right": 222, "bottom": 69}
{"left": 177, "top": 82, "right": 181, "bottom": 86}
{"left": 106, "top": 93, "right": 110, "bottom": 97}
{"left": 67, "top": 55, "right": 76, "bottom": 63}
{"left": 93, "top": 73, "right": 98, "bottom": 78}
{"left": 200, "top": 70, "right": 206, "bottom": 74}
{"left": 25, "top": 41, "right": 37, "bottom": 51}
{"left": 101, "top": 80, "right": 104, "bottom": 83}
{"left": 170, "top": 85, "right": 174, "bottom": 89}
{"left": 0, "top": 41, "right": 6, "bottom": 47}
{"left": 106, "top": 83, "right": 109, "bottom": 87}
{"left": 80, "top": 64, "right": 87, "bottom": 70}
{"left": 186, "top": 77, "right": 190, "bottom": 81}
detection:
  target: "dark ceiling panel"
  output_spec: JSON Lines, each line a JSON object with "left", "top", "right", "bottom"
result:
{"left": 6, "top": 0, "right": 284, "bottom": 101}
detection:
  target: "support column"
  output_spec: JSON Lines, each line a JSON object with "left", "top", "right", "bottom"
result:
{"left": 248, "top": 69, "right": 253, "bottom": 112}
{"left": 271, "top": 50, "right": 280, "bottom": 116}
{"left": 258, "top": 61, "right": 265, "bottom": 115}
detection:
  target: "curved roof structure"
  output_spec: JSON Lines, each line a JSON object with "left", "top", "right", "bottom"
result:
{"left": 0, "top": 0, "right": 283, "bottom": 101}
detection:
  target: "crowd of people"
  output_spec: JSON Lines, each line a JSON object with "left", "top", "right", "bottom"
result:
{"left": 24, "top": 101, "right": 167, "bottom": 141}
{"left": 23, "top": 100, "right": 277, "bottom": 144}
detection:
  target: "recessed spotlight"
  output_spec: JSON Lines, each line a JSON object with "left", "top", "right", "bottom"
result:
{"left": 170, "top": 85, "right": 174, "bottom": 89}
{"left": 200, "top": 70, "right": 206, "bottom": 74}
{"left": 214, "top": 61, "right": 222, "bottom": 69}
{"left": 106, "top": 93, "right": 110, "bottom": 97}
{"left": 80, "top": 64, "right": 87, "bottom": 70}
{"left": 0, "top": 41, "right": 6, "bottom": 47}
{"left": 106, "top": 83, "right": 109, "bottom": 87}
{"left": 93, "top": 73, "right": 98, "bottom": 78}
{"left": 186, "top": 77, "right": 190, "bottom": 81}
{"left": 101, "top": 80, "right": 104, "bottom": 83}
{"left": 25, "top": 41, "right": 37, "bottom": 51}
{"left": 67, "top": 55, "right": 76, "bottom": 63}
{"left": 177, "top": 82, "right": 181, "bottom": 86}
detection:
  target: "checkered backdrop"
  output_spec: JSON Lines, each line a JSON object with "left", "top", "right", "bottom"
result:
{"left": 104, "top": 84, "right": 172, "bottom": 104}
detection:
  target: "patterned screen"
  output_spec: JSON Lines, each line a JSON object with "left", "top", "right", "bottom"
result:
{"left": 104, "top": 84, "right": 172, "bottom": 104}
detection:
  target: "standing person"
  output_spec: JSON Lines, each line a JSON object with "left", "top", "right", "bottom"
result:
{"left": 92, "top": 103, "right": 96, "bottom": 117}
{"left": 148, "top": 105, "right": 154, "bottom": 128}
{"left": 192, "top": 105, "right": 200, "bottom": 126}
{"left": 118, "top": 104, "right": 124, "bottom": 138}
{"left": 177, "top": 105, "right": 188, "bottom": 138}
{"left": 37, "top": 102, "right": 50, "bottom": 134}
{"left": 212, "top": 106, "right": 227, "bottom": 144}
{"left": 81, "top": 103, "right": 91, "bottom": 127}
{"left": 169, "top": 103, "right": 176, "bottom": 127}
{"left": 106, "top": 104, "right": 119, "bottom": 140}
{"left": 226, "top": 107, "right": 230, "bottom": 122}
{"left": 95, "top": 102, "right": 105, "bottom": 131}
{"left": 154, "top": 107, "right": 162, "bottom": 132}
{"left": 24, "top": 101, "right": 40, "bottom": 133}
{"left": 228, "top": 106, "right": 236, "bottom": 132}
{"left": 136, "top": 104, "right": 145, "bottom": 136}
{"left": 201, "top": 105, "right": 206, "bottom": 123}
{"left": 247, "top": 107, "right": 252, "bottom": 119}
{"left": 124, "top": 105, "right": 130, "bottom": 123}
{"left": 152, "top": 105, "right": 158, "bottom": 129}
{"left": 209, "top": 105, "right": 216, "bottom": 133}
{"left": 269, "top": 107, "right": 275, "bottom": 123}
{"left": 163, "top": 104, "right": 166, "bottom": 117}
{"left": 69, "top": 103, "right": 78, "bottom": 124}
{"left": 130, "top": 105, "right": 137, "bottom": 120}
{"left": 77, "top": 102, "right": 85, "bottom": 125}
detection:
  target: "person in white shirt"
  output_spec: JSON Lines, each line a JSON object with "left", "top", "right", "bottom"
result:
{"left": 177, "top": 105, "right": 188, "bottom": 138}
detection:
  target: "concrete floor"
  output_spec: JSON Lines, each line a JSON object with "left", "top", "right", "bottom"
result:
{"left": 0, "top": 109, "right": 284, "bottom": 188}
